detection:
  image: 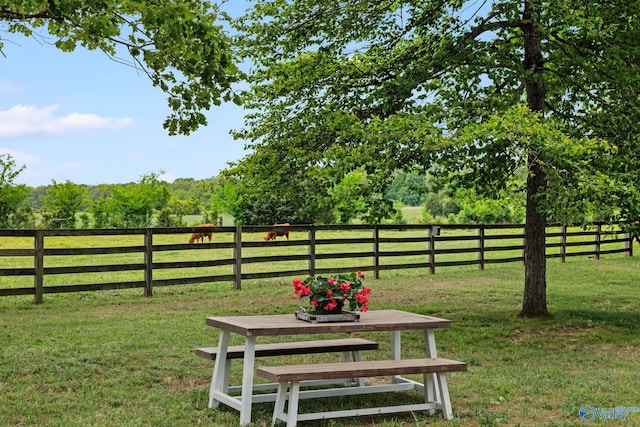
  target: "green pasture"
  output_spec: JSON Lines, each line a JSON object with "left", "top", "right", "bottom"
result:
{"left": 400, "top": 206, "right": 423, "bottom": 223}
{"left": 1, "top": 253, "right": 639, "bottom": 426}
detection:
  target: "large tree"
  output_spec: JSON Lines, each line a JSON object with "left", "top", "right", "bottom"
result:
{"left": 41, "top": 180, "right": 86, "bottom": 229}
{"left": 234, "top": 0, "right": 640, "bottom": 317}
{"left": 89, "top": 171, "right": 169, "bottom": 228}
{"left": 220, "top": 150, "right": 339, "bottom": 225}
{"left": 1, "top": 0, "right": 241, "bottom": 134}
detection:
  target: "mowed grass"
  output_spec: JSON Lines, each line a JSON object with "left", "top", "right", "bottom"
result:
{"left": 1, "top": 251, "right": 639, "bottom": 427}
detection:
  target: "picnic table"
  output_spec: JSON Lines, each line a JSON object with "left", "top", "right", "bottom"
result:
{"left": 203, "top": 309, "right": 465, "bottom": 426}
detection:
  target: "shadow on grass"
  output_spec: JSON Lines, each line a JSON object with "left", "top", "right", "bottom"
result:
{"left": 562, "top": 309, "right": 640, "bottom": 329}
{"left": 447, "top": 305, "right": 640, "bottom": 331}
{"left": 249, "top": 389, "right": 453, "bottom": 426}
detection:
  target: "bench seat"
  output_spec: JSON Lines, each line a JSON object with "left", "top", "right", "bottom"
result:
{"left": 196, "top": 337, "right": 378, "bottom": 360}
{"left": 197, "top": 338, "right": 379, "bottom": 406}
{"left": 257, "top": 358, "right": 467, "bottom": 426}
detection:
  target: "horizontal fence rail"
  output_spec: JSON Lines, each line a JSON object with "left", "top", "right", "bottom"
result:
{"left": 0, "top": 223, "right": 634, "bottom": 303}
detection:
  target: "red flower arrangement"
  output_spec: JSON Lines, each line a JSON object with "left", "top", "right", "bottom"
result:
{"left": 293, "top": 271, "right": 370, "bottom": 312}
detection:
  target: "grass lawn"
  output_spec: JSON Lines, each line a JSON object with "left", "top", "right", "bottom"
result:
{"left": 1, "top": 255, "right": 639, "bottom": 426}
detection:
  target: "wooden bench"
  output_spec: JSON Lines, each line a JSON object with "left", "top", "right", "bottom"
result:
{"left": 257, "top": 357, "right": 468, "bottom": 426}
{"left": 196, "top": 338, "right": 379, "bottom": 401}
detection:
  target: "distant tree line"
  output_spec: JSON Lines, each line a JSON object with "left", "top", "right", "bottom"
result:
{"left": 1, "top": 154, "right": 222, "bottom": 229}
{"left": 2, "top": 153, "right": 531, "bottom": 229}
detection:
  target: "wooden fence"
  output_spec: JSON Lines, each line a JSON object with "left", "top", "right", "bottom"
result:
{"left": 0, "top": 223, "right": 633, "bottom": 303}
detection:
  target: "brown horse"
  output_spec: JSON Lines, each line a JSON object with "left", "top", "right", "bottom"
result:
{"left": 264, "top": 223, "right": 290, "bottom": 241}
{"left": 189, "top": 223, "right": 215, "bottom": 244}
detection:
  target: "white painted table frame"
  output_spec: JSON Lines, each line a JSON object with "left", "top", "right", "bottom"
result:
{"left": 205, "top": 309, "right": 452, "bottom": 426}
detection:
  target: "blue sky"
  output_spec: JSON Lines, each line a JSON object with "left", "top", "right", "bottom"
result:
{"left": 0, "top": 5, "right": 249, "bottom": 187}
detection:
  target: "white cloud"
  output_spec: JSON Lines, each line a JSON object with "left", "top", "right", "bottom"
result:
{"left": 0, "top": 147, "right": 43, "bottom": 169}
{"left": 20, "top": 162, "right": 85, "bottom": 186}
{"left": 0, "top": 147, "right": 84, "bottom": 186}
{"left": 0, "top": 104, "right": 134, "bottom": 138}
{"left": 0, "top": 80, "right": 22, "bottom": 95}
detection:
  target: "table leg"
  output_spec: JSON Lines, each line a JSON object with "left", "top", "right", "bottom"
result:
{"left": 425, "top": 329, "right": 438, "bottom": 358}
{"left": 390, "top": 330, "right": 401, "bottom": 358}
{"left": 239, "top": 336, "right": 256, "bottom": 426}
{"left": 390, "top": 330, "right": 402, "bottom": 384}
{"left": 437, "top": 373, "right": 453, "bottom": 419}
{"left": 209, "top": 329, "right": 230, "bottom": 408}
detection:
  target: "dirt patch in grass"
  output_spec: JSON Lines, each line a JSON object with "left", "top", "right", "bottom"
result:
{"left": 168, "top": 376, "right": 210, "bottom": 392}
{"left": 508, "top": 325, "right": 594, "bottom": 344}
{"left": 485, "top": 394, "right": 569, "bottom": 426}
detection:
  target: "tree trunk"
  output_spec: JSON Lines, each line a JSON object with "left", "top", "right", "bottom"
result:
{"left": 520, "top": 154, "right": 549, "bottom": 317}
{"left": 519, "top": 0, "right": 549, "bottom": 317}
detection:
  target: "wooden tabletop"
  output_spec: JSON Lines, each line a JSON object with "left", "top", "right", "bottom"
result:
{"left": 205, "top": 309, "right": 451, "bottom": 337}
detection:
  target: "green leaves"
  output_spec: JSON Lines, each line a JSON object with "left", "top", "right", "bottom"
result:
{"left": 230, "top": 0, "right": 640, "bottom": 231}
{"left": 1, "top": 0, "right": 241, "bottom": 135}
{"left": 0, "top": 153, "right": 30, "bottom": 229}
{"left": 41, "top": 180, "right": 87, "bottom": 229}
{"left": 293, "top": 271, "right": 370, "bottom": 312}
{"left": 89, "top": 171, "right": 169, "bottom": 228}
{"left": 446, "top": 103, "right": 622, "bottom": 224}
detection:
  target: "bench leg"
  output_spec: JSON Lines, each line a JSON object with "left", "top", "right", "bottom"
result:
{"left": 272, "top": 382, "right": 288, "bottom": 426}
{"left": 286, "top": 382, "right": 301, "bottom": 427}
{"left": 422, "top": 372, "right": 435, "bottom": 415}
{"left": 272, "top": 381, "right": 300, "bottom": 427}
{"left": 424, "top": 329, "right": 441, "bottom": 408}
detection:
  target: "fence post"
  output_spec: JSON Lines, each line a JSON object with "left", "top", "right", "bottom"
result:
{"left": 478, "top": 225, "right": 485, "bottom": 270}
{"left": 308, "top": 225, "right": 316, "bottom": 276}
{"left": 560, "top": 225, "right": 567, "bottom": 262}
{"left": 429, "top": 225, "right": 436, "bottom": 274}
{"left": 34, "top": 229, "right": 44, "bottom": 304}
{"left": 233, "top": 226, "right": 242, "bottom": 290}
{"left": 595, "top": 223, "right": 601, "bottom": 260}
{"left": 144, "top": 228, "right": 153, "bottom": 297}
{"left": 373, "top": 225, "right": 380, "bottom": 279}
{"left": 624, "top": 228, "right": 632, "bottom": 257}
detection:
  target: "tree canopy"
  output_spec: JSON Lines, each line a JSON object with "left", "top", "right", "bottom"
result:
{"left": 89, "top": 172, "right": 169, "bottom": 228}
{"left": 41, "top": 180, "right": 86, "bottom": 228}
{"left": 233, "top": 0, "right": 640, "bottom": 317}
{"left": 1, "top": 0, "right": 242, "bottom": 134}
